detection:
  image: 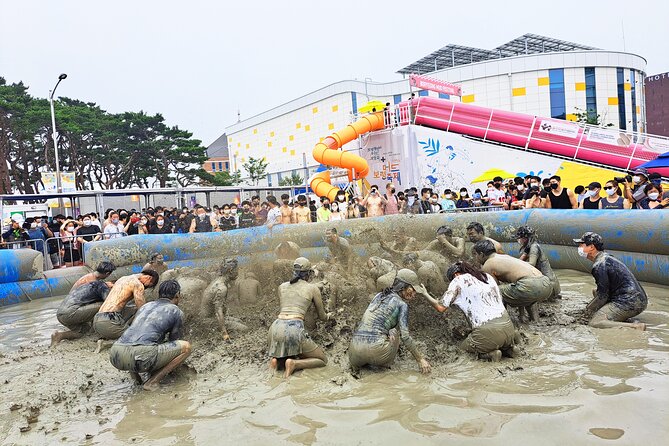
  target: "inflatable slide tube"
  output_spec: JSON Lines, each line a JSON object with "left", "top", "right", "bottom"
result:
{"left": 0, "top": 249, "right": 44, "bottom": 283}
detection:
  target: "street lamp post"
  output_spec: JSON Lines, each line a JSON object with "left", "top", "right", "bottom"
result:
{"left": 49, "top": 73, "right": 67, "bottom": 211}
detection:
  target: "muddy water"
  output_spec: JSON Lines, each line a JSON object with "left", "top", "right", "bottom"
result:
{"left": 1, "top": 269, "right": 668, "bottom": 445}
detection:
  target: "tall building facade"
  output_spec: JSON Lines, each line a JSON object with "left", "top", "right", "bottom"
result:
{"left": 645, "top": 71, "right": 669, "bottom": 137}
{"left": 217, "top": 34, "right": 647, "bottom": 186}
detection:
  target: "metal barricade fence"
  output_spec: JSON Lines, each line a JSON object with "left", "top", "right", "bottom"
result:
{"left": 439, "top": 205, "right": 505, "bottom": 213}
{"left": 44, "top": 231, "right": 127, "bottom": 269}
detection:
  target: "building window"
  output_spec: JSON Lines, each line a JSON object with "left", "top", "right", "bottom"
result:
{"left": 549, "top": 69, "right": 566, "bottom": 120}
{"left": 268, "top": 174, "right": 273, "bottom": 187}
{"left": 277, "top": 171, "right": 283, "bottom": 182}
{"left": 211, "top": 162, "right": 216, "bottom": 172}
{"left": 351, "top": 92, "right": 358, "bottom": 115}
{"left": 393, "top": 94, "right": 402, "bottom": 105}
{"left": 418, "top": 90, "right": 429, "bottom": 97}
{"left": 438, "top": 93, "right": 450, "bottom": 99}
{"left": 617, "top": 68, "right": 627, "bottom": 130}
{"left": 584, "top": 67, "right": 597, "bottom": 122}
{"left": 218, "top": 162, "right": 223, "bottom": 171}
{"left": 630, "top": 70, "right": 637, "bottom": 132}
{"left": 225, "top": 161, "right": 229, "bottom": 170}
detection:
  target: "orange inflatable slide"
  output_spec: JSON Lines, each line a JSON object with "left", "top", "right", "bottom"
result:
{"left": 309, "top": 112, "right": 385, "bottom": 201}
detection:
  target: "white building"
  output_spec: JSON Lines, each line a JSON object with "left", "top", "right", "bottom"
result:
{"left": 219, "top": 34, "right": 647, "bottom": 186}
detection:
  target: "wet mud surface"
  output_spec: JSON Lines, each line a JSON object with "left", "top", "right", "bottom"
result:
{"left": 1, "top": 269, "right": 668, "bottom": 445}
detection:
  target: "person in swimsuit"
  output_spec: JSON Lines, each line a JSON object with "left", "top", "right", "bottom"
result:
{"left": 422, "top": 261, "right": 519, "bottom": 362}
{"left": 71, "top": 261, "right": 116, "bottom": 290}
{"left": 268, "top": 257, "right": 330, "bottom": 378}
{"left": 110, "top": 279, "right": 191, "bottom": 391}
{"left": 51, "top": 280, "right": 111, "bottom": 347}
{"left": 515, "top": 226, "right": 561, "bottom": 300}
{"left": 348, "top": 269, "right": 431, "bottom": 374}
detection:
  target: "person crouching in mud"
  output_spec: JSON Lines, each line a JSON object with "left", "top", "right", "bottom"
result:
{"left": 515, "top": 226, "right": 561, "bottom": 300}
{"left": 51, "top": 280, "right": 111, "bottom": 347}
{"left": 71, "top": 261, "right": 116, "bottom": 290}
{"left": 268, "top": 257, "right": 330, "bottom": 378}
{"left": 110, "top": 280, "right": 191, "bottom": 391}
{"left": 93, "top": 270, "right": 160, "bottom": 351}
{"left": 202, "top": 258, "right": 248, "bottom": 341}
{"left": 574, "top": 232, "right": 647, "bottom": 330}
{"left": 348, "top": 269, "right": 431, "bottom": 374}
{"left": 422, "top": 261, "right": 519, "bottom": 362}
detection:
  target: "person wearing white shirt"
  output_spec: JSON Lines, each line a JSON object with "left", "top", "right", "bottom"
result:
{"left": 265, "top": 196, "right": 282, "bottom": 229}
{"left": 104, "top": 212, "right": 125, "bottom": 239}
{"left": 419, "top": 261, "right": 519, "bottom": 362}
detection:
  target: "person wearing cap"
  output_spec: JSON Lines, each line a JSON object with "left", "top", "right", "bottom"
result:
{"left": 1, "top": 216, "right": 30, "bottom": 249}
{"left": 424, "top": 225, "right": 466, "bottom": 261}
{"left": 348, "top": 268, "right": 431, "bottom": 374}
{"left": 403, "top": 190, "right": 421, "bottom": 214}
{"left": 574, "top": 232, "right": 647, "bottom": 330}
{"left": 268, "top": 257, "right": 330, "bottom": 378}
{"left": 579, "top": 182, "right": 602, "bottom": 210}
{"left": 622, "top": 168, "right": 650, "bottom": 209}
{"left": 472, "top": 239, "right": 552, "bottom": 323}
{"left": 324, "top": 228, "right": 353, "bottom": 274}
{"left": 515, "top": 226, "right": 561, "bottom": 300}
{"left": 201, "top": 258, "right": 248, "bottom": 341}
{"left": 421, "top": 261, "right": 519, "bottom": 362}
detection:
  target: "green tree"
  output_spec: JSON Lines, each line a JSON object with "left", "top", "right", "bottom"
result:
{"left": 571, "top": 107, "right": 614, "bottom": 127}
{"left": 198, "top": 169, "right": 242, "bottom": 186}
{"left": 278, "top": 172, "right": 303, "bottom": 186}
{"left": 242, "top": 156, "right": 269, "bottom": 185}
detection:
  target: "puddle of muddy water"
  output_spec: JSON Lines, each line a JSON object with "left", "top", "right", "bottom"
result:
{"left": 1, "top": 269, "right": 668, "bottom": 445}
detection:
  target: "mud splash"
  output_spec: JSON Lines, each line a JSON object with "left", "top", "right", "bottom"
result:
{"left": 1, "top": 269, "right": 668, "bottom": 445}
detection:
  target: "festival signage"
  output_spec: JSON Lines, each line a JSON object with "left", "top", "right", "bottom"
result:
{"left": 409, "top": 74, "right": 462, "bottom": 97}
{"left": 586, "top": 128, "right": 629, "bottom": 146}
{"left": 645, "top": 136, "right": 669, "bottom": 153}
{"left": 537, "top": 120, "right": 580, "bottom": 139}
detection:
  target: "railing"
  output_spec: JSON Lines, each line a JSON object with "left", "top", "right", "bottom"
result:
{"left": 440, "top": 205, "right": 505, "bottom": 213}
{"left": 44, "top": 231, "right": 127, "bottom": 268}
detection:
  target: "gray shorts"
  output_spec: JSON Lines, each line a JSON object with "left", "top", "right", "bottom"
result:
{"left": 348, "top": 329, "right": 400, "bottom": 368}
{"left": 461, "top": 314, "right": 515, "bottom": 354}
{"left": 499, "top": 276, "right": 552, "bottom": 307}
{"left": 93, "top": 311, "right": 133, "bottom": 340}
{"left": 267, "top": 319, "right": 318, "bottom": 358}
{"left": 110, "top": 342, "right": 183, "bottom": 373}
{"left": 591, "top": 302, "right": 643, "bottom": 324}
{"left": 56, "top": 302, "right": 103, "bottom": 333}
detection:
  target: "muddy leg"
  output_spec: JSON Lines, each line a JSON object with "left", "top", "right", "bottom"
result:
{"left": 130, "top": 372, "right": 143, "bottom": 385}
{"left": 589, "top": 313, "right": 646, "bottom": 330}
{"left": 517, "top": 306, "right": 527, "bottom": 324}
{"left": 527, "top": 303, "right": 539, "bottom": 322}
{"left": 95, "top": 339, "right": 114, "bottom": 354}
{"left": 143, "top": 342, "right": 192, "bottom": 391}
{"left": 50, "top": 330, "right": 84, "bottom": 347}
{"left": 284, "top": 347, "right": 327, "bottom": 378}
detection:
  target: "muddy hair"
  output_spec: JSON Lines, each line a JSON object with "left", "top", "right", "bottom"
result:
{"left": 289, "top": 270, "right": 311, "bottom": 284}
{"left": 447, "top": 261, "right": 488, "bottom": 284}
{"left": 140, "top": 269, "right": 160, "bottom": 288}
{"left": 472, "top": 240, "right": 496, "bottom": 257}
{"left": 159, "top": 279, "right": 181, "bottom": 300}
{"left": 95, "top": 261, "right": 116, "bottom": 275}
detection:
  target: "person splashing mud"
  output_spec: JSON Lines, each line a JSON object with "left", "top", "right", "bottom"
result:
{"left": 93, "top": 270, "right": 160, "bottom": 351}
{"left": 51, "top": 281, "right": 112, "bottom": 347}
{"left": 515, "top": 226, "right": 561, "bottom": 300}
{"left": 422, "top": 261, "right": 519, "bottom": 362}
{"left": 110, "top": 280, "right": 192, "bottom": 391}
{"left": 268, "top": 257, "right": 330, "bottom": 378}
{"left": 348, "top": 269, "right": 431, "bottom": 374}
{"left": 202, "top": 258, "right": 248, "bottom": 341}
{"left": 324, "top": 228, "right": 352, "bottom": 274}
{"left": 472, "top": 240, "right": 552, "bottom": 323}
{"left": 574, "top": 232, "right": 648, "bottom": 330}
{"left": 71, "top": 261, "right": 116, "bottom": 290}
{"left": 143, "top": 253, "right": 168, "bottom": 276}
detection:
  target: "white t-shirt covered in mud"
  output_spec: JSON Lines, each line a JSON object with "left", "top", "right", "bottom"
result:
{"left": 441, "top": 273, "right": 505, "bottom": 328}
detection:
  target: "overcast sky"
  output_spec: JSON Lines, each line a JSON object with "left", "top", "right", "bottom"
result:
{"left": 2, "top": 0, "right": 667, "bottom": 146}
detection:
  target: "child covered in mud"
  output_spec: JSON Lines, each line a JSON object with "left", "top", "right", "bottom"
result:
{"left": 515, "top": 226, "right": 561, "bottom": 300}
{"left": 201, "top": 258, "right": 249, "bottom": 341}
{"left": 422, "top": 261, "right": 519, "bottom": 362}
{"left": 323, "top": 228, "right": 353, "bottom": 274}
{"left": 268, "top": 257, "right": 331, "bottom": 378}
{"left": 348, "top": 269, "right": 431, "bottom": 374}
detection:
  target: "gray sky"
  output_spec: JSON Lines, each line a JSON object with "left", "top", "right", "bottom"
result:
{"left": 2, "top": 0, "right": 667, "bottom": 146}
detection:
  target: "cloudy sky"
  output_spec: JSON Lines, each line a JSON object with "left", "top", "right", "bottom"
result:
{"left": 2, "top": 0, "right": 667, "bottom": 146}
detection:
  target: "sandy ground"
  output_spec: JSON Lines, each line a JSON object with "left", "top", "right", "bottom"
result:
{"left": 1, "top": 268, "right": 668, "bottom": 445}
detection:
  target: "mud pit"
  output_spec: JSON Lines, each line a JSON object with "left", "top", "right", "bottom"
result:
{"left": 1, "top": 267, "right": 668, "bottom": 445}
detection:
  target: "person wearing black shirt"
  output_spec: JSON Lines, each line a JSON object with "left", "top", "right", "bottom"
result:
{"left": 579, "top": 182, "right": 602, "bottom": 210}
{"left": 238, "top": 201, "right": 256, "bottom": 228}
{"left": 150, "top": 215, "right": 174, "bottom": 234}
{"left": 51, "top": 281, "right": 111, "bottom": 346}
{"left": 218, "top": 204, "right": 237, "bottom": 231}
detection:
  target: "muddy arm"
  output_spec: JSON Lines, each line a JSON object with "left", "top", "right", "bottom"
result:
{"left": 527, "top": 244, "right": 540, "bottom": 268}
{"left": 312, "top": 287, "right": 328, "bottom": 321}
{"left": 133, "top": 283, "right": 146, "bottom": 308}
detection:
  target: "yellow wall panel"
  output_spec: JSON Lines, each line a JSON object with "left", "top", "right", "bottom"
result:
{"left": 537, "top": 77, "right": 549, "bottom": 86}
{"left": 331, "top": 105, "right": 339, "bottom": 112}
{"left": 267, "top": 141, "right": 272, "bottom": 147}
{"left": 512, "top": 87, "right": 526, "bottom": 97}
{"left": 245, "top": 144, "right": 250, "bottom": 149}
{"left": 290, "top": 149, "right": 295, "bottom": 156}
{"left": 296, "top": 122, "right": 301, "bottom": 129}
{"left": 312, "top": 107, "right": 318, "bottom": 114}
{"left": 270, "top": 131, "right": 275, "bottom": 137}
{"left": 462, "top": 94, "right": 475, "bottom": 103}
{"left": 624, "top": 83, "right": 631, "bottom": 91}
{"left": 305, "top": 125, "right": 311, "bottom": 131}
{"left": 289, "top": 135, "right": 294, "bottom": 141}
{"left": 253, "top": 128, "right": 257, "bottom": 134}
{"left": 575, "top": 82, "right": 586, "bottom": 91}
{"left": 328, "top": 123, "right": 335, "bottom": 130}
{"left": 237, "top": 142, "right": 240, "bottom": 147}
{"left": 608, "top": 97, "right": 619, "bottom": 106}
{"left": 282, "top": 147, "right": 287, "bottom": 153}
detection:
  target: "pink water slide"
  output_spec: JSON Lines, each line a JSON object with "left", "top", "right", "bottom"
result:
{"left": 402, "top": 97, "right": 668, "bottom": 177}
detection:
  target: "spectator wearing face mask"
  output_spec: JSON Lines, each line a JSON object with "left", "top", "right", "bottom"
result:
{"left": 599, "top": 180, "right": 629, "bottom": 209}
{"left": 189, "top": 205, "right": 219, "bottom": 233}
{"left": 523, "top": 176, "right": 542, "bottom": 200}
{"left": 334, "top": 190, "right": 349, "bottom": 217}
{"left": 622, "top": 168, "right": 650, "bottom": 209}
{"left": 104, "top": 212, "right": 126, "bottom": 239}
{"left": 641, "top": 184, "right": 669, "bottom": 209}
{"left": 456, "top": 188, "right": 472, "bottom": 208}
{"left": 135, "top": 215, "right": 150, "bottom": 235}
{"left": 471, "top": 188, "right": 484, "bottom": 207}
{"left": 524, "top": 186, "right": 544, "bottom": 209}
{"left": 317, "top": 196, "right": 332, "bottom": 222}
{"left": 239, "top": 201, "right": 258, "bottom": 228}
{"left": 77, "top": 214, "right": 102, "bottom": 244}
{"left": 150, "top": 214, "right": 174, "bottom": 234}
{"left": 218, "top": 204, "right": 237, "bottom": 231}
{"left": 545, "top": 175, "right": 578, "bottom": 209}
{"left": 60, "top": 219, "right": 81, "bottom": 266}
{"left": 440, "top": 189, "right": 457, "bottom": 211}
{"left": 403, "top": 190, "right": 422, "bottom": 214}
{"left": 429, "top": 193, "right": 442, "bottom": 213}
{"left": 329, "top": 200, "right": 346, "bottom": 221}
{"left": 579, "top": 182, "right": 602, "bottom": 210}
{"left": 574, "top": 185, "right": 586, "bottom": 205}
{"left": 487, "top": 177, "right": 508, "bottom": 209}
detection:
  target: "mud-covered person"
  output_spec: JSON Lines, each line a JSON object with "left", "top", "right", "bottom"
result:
{"left": 402, "top": 252, "right": 446, "bottom": 296}
{"left": 93, "top": 270, "right": 160, "bottom": 349}
{"left": 324, "top": 228, "right": 353, "bottom": 274}
{"left": 366, "top": 256, "right": 397, "bottom": 292}
{"left": 466, "top": 222, "right": 504, "bottom": 255}
{"left": 51, "top": 280, "right": 112, "bottom": 347}
{"left": 473, "top": 240, "right": 552, "bottom": 323}
{"left": 268, "top": 257, "right": 331, "bottom": 378}
{"left": 348, "top": 269, "right": 431, "bottom": 374}
{"left": 515, "top": 226, "right": 561, "bottom": 300}
{"left": 143, "top": 253, "right": 168, "bottom": 276}
{"left": 201, "top": 258, "right": 248, "bottom": 340}
{"left": 71, "top": 261, "right": 116, "bottom": 290}
{"left": 422, "top": 261, "right": 519, "bottom": 362}
{"left": 110, "top": 280, "right": 192, "bottom": 391}
{"left": 574, "top": 232, "right": 647, "bottom": 330}
{"left": 424, "top": 225, "right": 466, "bottom": 261}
